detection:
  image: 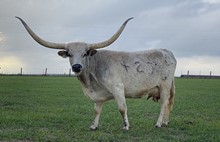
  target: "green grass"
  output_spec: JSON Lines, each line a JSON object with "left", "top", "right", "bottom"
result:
{"left": 0, "top": 76, "right": 219, "bottom": 141}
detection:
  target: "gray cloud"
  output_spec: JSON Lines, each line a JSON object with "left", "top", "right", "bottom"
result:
{"left": 0, "top": 0, "right": 220, "bottom": 75}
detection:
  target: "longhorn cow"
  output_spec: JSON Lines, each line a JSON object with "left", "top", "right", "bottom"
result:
{"left": 16, "top": 17, "right": 177, "bottom": 130}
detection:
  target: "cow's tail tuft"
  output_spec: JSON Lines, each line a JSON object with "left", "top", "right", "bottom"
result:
{"left": 168, "top": 80, "right": 175, "bottom": 111}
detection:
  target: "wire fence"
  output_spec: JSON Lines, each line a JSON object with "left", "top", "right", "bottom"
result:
{"left": 1, "top": 68, "right": 220, "bottom": 79}
{"left": 0, "top": 67, "right": 74, "bottom": 77}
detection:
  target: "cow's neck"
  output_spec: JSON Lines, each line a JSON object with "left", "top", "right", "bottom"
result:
{"left": 77, "top": 56, "right": 93, "bottom": 88}
{"left": 78, "top": 70, "right": 90, "bottom": 88}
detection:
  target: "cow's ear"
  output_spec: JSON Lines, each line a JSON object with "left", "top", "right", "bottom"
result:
{"left": 58, "top": 51, "right": 69, "bottom": 58}
{"left": 87, "top": 49, "right": 97, "bottom": 56}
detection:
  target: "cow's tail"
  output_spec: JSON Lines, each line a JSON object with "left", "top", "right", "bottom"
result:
{"left": 168, "top": 79, "right": 175, "bottom": 111}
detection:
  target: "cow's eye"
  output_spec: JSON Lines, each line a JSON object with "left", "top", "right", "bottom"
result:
{"left": 82, "top": 52, "right": 89, "bottom": 57}
{"left": 66, "top": 52, "right": 72, "bottom": 57}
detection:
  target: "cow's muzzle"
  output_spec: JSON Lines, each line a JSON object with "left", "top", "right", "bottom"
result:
{"left": 72, "top": 64, "right": 82, "bottom": 73}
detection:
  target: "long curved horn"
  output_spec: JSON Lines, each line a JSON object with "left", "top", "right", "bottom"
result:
{"left": 88, "top": 17, "right": 133, "bottom": 49}
{"left": 16, "top": 16, "right": 66, "bottom": 49}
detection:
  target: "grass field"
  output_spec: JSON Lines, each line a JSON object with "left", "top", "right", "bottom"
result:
{"left": 0, "top": 76, "right": 219, "bottom": 141}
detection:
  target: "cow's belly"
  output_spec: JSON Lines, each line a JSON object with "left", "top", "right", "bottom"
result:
{"left": 125, "top": 85, "right": 160, "bottom": 99}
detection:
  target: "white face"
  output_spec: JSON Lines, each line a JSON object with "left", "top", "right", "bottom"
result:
{"left": 58, "top": 42, "right": 97, "bottom": 76}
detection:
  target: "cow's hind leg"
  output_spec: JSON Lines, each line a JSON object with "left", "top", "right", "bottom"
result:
{"left": 160, "top": 80, "right": 175, "bottom": 126}
{"left": 164, "top": 80, "right": 175, "bottom": 125}
{"left": 168, "top": 80, "right": 175, "bottom": 112}
{"left": 90, "top": 101, "right": 104, "bottom": 130}
{"left": 156, "top": 82, "right": 170, "bottom": 127}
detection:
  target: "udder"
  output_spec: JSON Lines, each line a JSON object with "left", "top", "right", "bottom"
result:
{"left": 147, "top": 86, "right": 160, "bottom": 102}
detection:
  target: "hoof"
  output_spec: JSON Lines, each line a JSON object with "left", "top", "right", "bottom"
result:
{"left": 90, "top": 126, "right": 97, "bottom": 131}
{"left": 123, "top": 126, "right": 129, "bottom": 131}
{"left": 161, "top": 123, "right": 168, "bottom": 127}
{"left": 155, "top": 123, "right": 167, "bottom": 128}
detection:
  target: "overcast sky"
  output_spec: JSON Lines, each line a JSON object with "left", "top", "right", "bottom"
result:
{"left": 0, "top": 0, "right": 220, "bottom": 76}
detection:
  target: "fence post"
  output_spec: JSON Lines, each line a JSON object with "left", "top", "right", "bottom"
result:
{"left": 45, "top": 68, "right": 47, "bottom": 76}
{"left": 20, "top": 68, "right": 23, "bottom": 76}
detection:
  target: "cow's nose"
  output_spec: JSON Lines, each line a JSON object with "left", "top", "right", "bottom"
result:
{"left": 72, "top": 64, "right": 82, "bottom": 73}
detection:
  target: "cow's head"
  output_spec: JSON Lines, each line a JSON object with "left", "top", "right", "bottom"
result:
{"left": 57, "top": 42, "right": 98, "bottom": 76}
{"left": 16, "top": 16, "right": 133, "bottom": 76}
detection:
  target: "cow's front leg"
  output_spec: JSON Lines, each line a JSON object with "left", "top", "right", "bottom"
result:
{"left": 119, "top": 102, "right": 129, "bottom": 130}
{"left": 112, "top": 84, "right": 130, "bottom": 130}
{"left": 90, "top": 102, "right": 103, "bottom": 130}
